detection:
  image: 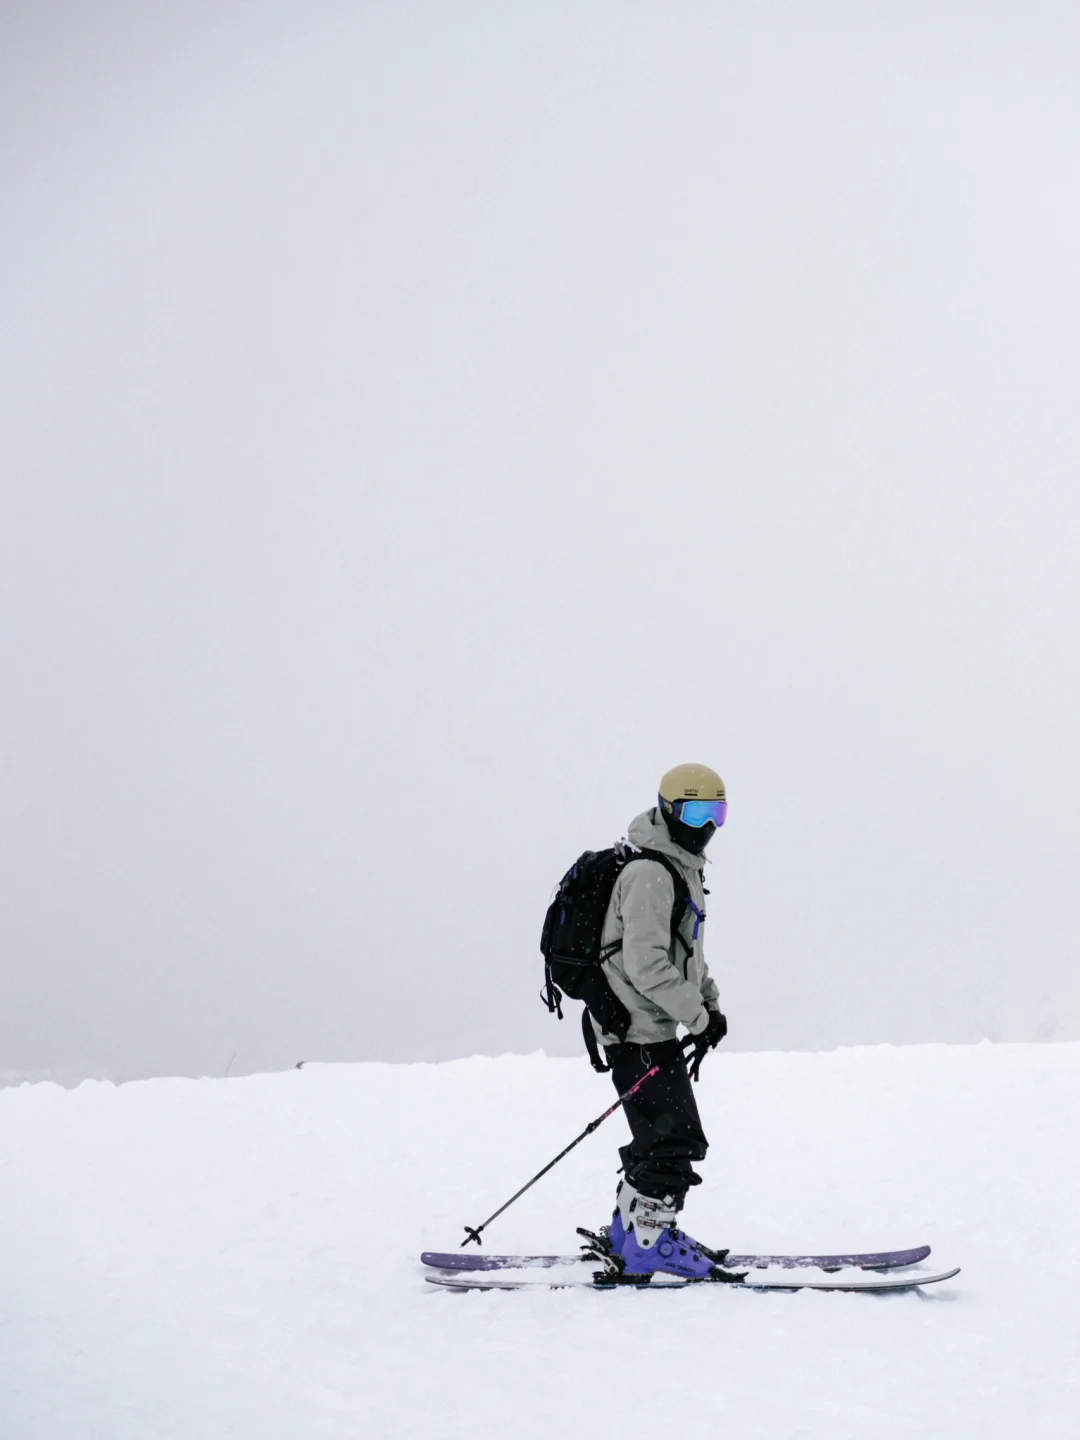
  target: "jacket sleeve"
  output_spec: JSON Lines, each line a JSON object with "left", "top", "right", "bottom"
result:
{"left": 699, "top": 955, "right": 720, "bottom": 1011}
{"left": 616, "top": 862, "right": 710, "bottom": 1033}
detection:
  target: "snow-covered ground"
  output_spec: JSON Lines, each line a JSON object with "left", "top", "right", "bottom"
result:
{"left": 2, "top": 1041, "right": 1077, "bottom": 1438}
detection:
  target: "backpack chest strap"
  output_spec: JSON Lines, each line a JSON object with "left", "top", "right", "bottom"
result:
{"left": 685, "top": 899, "right": 705, "bottom": 942}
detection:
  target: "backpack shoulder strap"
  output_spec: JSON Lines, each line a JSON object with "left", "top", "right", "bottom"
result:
{"left": 624, "top": 849, "right": 695, "bottom": 959}
{"left": 580, "top": 1009, "right": 610, "bottom": 1073}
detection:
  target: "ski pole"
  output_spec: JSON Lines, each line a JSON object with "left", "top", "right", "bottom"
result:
{"left": 461, "top": 1065, "right": 661, "bottom": 1246}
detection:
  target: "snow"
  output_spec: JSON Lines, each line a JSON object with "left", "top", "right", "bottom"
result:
{"left": 2, "top": 1042, "right": 1078, "bottom": 1438}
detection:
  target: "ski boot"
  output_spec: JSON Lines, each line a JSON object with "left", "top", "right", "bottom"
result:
{"left": 605, "top": 1181, "right": 746, "bottom": 1282}
{"left": 606, "top": 1178, "right": 709, "bottom": 1256}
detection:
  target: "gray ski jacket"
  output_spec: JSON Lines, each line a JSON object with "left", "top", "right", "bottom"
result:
{"left": 591, "top": 808, "right": 721, "bottom": 1048}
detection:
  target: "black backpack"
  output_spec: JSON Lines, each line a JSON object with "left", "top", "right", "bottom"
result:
{"left": 540, "top": 842, "right": 694, "bottom": 1072}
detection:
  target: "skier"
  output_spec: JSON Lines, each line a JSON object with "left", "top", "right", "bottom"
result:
{"left": 588, "top": 763, "right": 736, "bottom": 1281}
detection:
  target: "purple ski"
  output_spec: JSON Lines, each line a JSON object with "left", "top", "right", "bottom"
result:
{"left": 422, "top": 1243, "right": 931, "bottom": 1273}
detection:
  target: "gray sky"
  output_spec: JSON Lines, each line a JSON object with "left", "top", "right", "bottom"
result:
{"left": 3, "top": 1, "right": 1079, "bottom": 1081}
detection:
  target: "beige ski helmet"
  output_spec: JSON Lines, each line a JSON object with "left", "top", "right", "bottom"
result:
{"left": 658, "top": 763, "right": 726, "bottom": 809}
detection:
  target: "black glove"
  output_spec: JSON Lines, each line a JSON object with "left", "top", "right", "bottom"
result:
{"left": 702, "top": 1009, "right": 727, "bottom": 1046}
{"left": 688, "top": 1009, "right": 728, "bottom": 1082}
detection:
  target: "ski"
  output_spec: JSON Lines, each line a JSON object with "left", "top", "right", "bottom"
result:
{"left": 425, "top": 1264, "right": 960, "bottom": 1294}
{"left": 421, "top": 1243, "right": 931, "bottom": 1273}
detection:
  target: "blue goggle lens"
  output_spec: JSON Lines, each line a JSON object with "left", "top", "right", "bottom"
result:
{"left": 674, "top": 799, "right": 727, "bottom": 829}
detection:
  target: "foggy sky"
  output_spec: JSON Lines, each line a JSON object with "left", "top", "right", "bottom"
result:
{"left": 3, "top": 1, "right": 1079, "bottom": 1082}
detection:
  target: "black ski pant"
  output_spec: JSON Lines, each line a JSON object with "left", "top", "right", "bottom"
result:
{"left": 605, "top": 1038, "right": 708, "bottom": 1205}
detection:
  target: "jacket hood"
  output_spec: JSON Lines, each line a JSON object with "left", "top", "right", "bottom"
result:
{"left": 625, "top": 807, "right": 707, "bottom": 877}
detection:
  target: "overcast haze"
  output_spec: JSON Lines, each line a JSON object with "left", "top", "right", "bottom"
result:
{"left": 2, "top": 1, "right": 1079, "bottom": 1082}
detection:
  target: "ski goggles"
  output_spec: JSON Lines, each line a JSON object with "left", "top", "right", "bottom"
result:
{"left": 670, "top": 798, "right": 727, "bottom": 829}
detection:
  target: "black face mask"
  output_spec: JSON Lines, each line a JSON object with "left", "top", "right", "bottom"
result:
{"left": 660, "top": 809, "right": 716, "bottom": 856}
